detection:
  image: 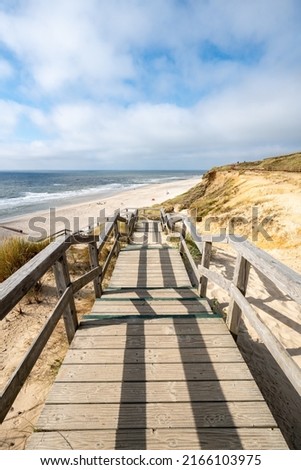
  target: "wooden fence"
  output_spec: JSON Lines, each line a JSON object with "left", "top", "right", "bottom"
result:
{"left": 0, "top": 208, "right": 138, "bottom": 422}
{"left": 160, "top": 208, "right": 301, "bottom": 396}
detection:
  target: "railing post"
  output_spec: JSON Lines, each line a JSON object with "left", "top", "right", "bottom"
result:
{"left": 53, "top": 252, "right": 78, "bottom": 343}
{"left": 198, "top": 241, "right": 212, "bottom": 297}
{"left": 227, "top": 253, "right": 250, "bottom": 338}
{"left": 181, "top": 220, "right": 187, "bottom": 240}
{"left": 89, "top": 241, "right": 102, "bottom": 298}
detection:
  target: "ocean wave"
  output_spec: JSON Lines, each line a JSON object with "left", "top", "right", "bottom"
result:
{"left": 0, "top": 184, "right": 130, "bottom": 210}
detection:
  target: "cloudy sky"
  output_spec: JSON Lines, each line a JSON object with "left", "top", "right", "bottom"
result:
{"left": 0, "top": 0, "right": 300, "bottom": 170}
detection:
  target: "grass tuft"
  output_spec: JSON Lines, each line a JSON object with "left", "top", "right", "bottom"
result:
{"left": 0, "top": 238, "right": 49, "bottom": 282}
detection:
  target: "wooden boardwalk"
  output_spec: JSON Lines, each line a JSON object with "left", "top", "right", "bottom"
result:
{"left": 27, "top": 221, "right": 288, "bottom": 449}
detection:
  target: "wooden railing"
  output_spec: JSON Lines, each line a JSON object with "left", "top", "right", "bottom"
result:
{"left": 0, "top": 208, "right": 138, "bottom": 422}
{"left": 161, "top": 208, "right": 301, "bottom": 396}
{"left": 1, "top": 205, "right": 300, "bottom": 422}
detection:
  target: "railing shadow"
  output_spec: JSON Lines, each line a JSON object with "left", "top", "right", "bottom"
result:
{"left": 115, "top": 242, "right": 157, "bottom": 449}
{"left": 158, "top": 249, "right": 242, "bottom": 448}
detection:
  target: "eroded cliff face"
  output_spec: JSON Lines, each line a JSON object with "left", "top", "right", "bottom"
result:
{"left": 165, "top": 166, "right": 301, "bottom": 272}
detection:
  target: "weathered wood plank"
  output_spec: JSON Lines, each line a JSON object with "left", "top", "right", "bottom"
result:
{"left": 76, "top": 323, "right": 229, "bottom": 336}
{"left": 46, "top": 380, "right": 262, "bottom": 403}
{"left": 102, "top": 288, "right": 199, "bottom": 299}
{"left": 180, "top": 239, "right": 200, "bottom": 286}
{"left": 94, "top": 299, "right": 210, "bottom": 305}
{"left": 26, "top": 428, "right": 288, "bottom": 450}
{"left": 88, "top": 241, "right": 102, "bottom": 298}
{"left": 199, "top": 241, "right": 212, "bottom": 297}
{"left": 109, "top": 282, "right": 193, "bottom": 288}
{"left": 56, "top": 362, "right": 252, "bottom": 381}
{"left": 72, "top": 266, "right": 102, "bottom": 294}
{"left": 230, "top": 284, "right": 301, "bottom": 396}
{"left": 229, "top": 238, "right": 301, "bottom": 304}
{"left": 0, "top": 236, "right": 70, "bottom": 320}
{"left": 91, "top": 304, "right": 212, "bottom": 315}
{"left": 102, "top": 236, "right": 119, "bottom": 278}
{"left": 198, "top": 265, "right": 232, "bottom": 293}
{"left": 70, "top": 334, "right": 235, "bottom": 349}
{"left": 81, "top": 317, "right": 222, "bottom": 325}
{"left": 0, "top": 287, "right": 73, "bottom": 423}
{"left": 227, "top": 254, "right": 250, "bottom": 336}
{"left": 36, "top": 402, "right": 277, "bottom": 430}
{"left": 53, "top": 253, "right": 78, "bottom": 343}
{"left": 63, "top": 347, "right": 243, "bottom": 364}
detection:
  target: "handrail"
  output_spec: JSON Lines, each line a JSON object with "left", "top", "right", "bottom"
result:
{"left": 176, "top": 216, "right": 301, "bottom": 396}
{"left": 0, "top": 236, "right": 71, "bottom": 320}
{"left": 0, "top": 209, "right": 132, "bottom": 422}
{"left": 1, "top": 206, "right": 300, "bottom": 424}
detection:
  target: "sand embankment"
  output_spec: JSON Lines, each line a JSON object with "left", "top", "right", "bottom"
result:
{"left": 178, "top": 168, "right": 301, "bottom": 448}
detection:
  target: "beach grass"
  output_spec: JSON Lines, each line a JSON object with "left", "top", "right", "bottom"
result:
{"left": 0, "top": 237, "right": 49, "bottom": 282}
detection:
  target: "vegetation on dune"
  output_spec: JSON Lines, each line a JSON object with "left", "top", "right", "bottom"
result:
{"left": 0, "top": 238, "right": 49, "bottom": 282}
{"left": 216, "top": 152, "right": 301, "bottom": 172}
{"left": 162, "top": 152, "right": 301, "bottom": 218}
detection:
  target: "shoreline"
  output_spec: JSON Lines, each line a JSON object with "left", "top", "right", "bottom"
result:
{"left": 0, "top": 177, "right": 199, "bottom": 240}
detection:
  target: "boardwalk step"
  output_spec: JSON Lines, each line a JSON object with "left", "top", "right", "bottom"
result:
{"left": 27, "top": 428, "right": 288, "bottom": 450}
{"left": 26, "top": 219, "right": 288, "bottom": 450}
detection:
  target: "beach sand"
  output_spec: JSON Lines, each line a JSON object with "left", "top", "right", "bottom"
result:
{"left": 0, "top": 177, "right": 199, "bottom": 240}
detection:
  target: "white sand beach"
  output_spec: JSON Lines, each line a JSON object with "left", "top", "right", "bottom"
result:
{"left": 0, "top": 177, "right": 199, "bottom": 241}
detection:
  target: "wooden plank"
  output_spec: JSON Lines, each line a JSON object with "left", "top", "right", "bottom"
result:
{"left": 70, "top": 334, "right": 235, "bottom": 349}
{"left": 88, "top": 241, "right": 102, "bottom": 297}
{"left": 76, "top": 323, "right": 229, "bottom": 335}
{"left": 230, "top": 284, "right": 301, "bottom": 396}
{"left": 109, "top": 280, "right": 192, "bottom": 286}
{"left": 36, "top": 402, "right": 277, "bottom": 430}
{"left": 63, "top": 347, "right": 244, "bottom": 364}
{"left": 56, "top": 362, "right": 252, "bottom": 381}
{"left": 0, "top": 235, "right": 70, "bottom": 320}
{"left": 97, "top": 217, "right": 117, "bottom": 252}
{"left": 110, "top": 274, "right": 190, "bottom": 280}
{"left": 46, "top": 380, "right": 262, "bottom": 403}
{"left": 102, "top": 236, "right": 119, "bottom": 278}
{"left": 199, "top": 241, "right": 212, "bottom": 297}
{"left": 81, "top": 317, "right": 222, "bottom": 325}
{"left": 229, "top": 238, "right": 301, "bottom": 304}
{"left": 53, "top": 253, "right": 78, "bottom": 342}
{"left": 0, "top": 287, "right": 73, "bottom": 423}
{"left": 109, "top": 283, "right": 193, "bottom": 289}
{"left": 26, "top": 428, "right": 288, "bottom": 450}
{"left": 180, "top": 238, "right": 200, "bottom": 286}
{"left": 95, "top": 298, "right": 207, "bottom": 303}
{"left": 91, "top": 304, "right": 212, "bottom": 315}
{"left": 72, "top": 266, "right": 102, "bottom": 294}
{"left": 227, "top": 254, "right": 250, "bottom": 336}
{"left": 198, "top": 265, "right": 232, "bottom": 293}
{"left": 102, "top": 288, "right": 199, "bottom": 299}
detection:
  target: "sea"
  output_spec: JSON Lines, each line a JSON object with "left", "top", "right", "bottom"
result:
{"left": 0, "top": 170, "right": 202, "bottom": 222}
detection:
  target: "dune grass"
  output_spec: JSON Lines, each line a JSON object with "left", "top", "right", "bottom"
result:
{"left": 0, "top": 237, "right": 49, "bottom": 282}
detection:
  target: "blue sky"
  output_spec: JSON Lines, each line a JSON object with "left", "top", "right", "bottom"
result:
{"left": 0, "top": 0, "right": 301, "bottom": 170}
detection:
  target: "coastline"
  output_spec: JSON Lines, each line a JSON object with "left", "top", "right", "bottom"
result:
{"left": 0, "top": 177, "right": 199, "bottom": 240}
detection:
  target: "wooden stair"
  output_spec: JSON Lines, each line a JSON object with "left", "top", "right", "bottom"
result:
{"left": 27, "top": 220, "right": 288, "bottom": 449}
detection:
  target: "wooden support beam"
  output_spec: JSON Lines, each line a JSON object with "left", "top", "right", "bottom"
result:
{"left": 199, "top": 241, "right": 212, "bottom": 297}
{"left": 53, "top": 253, "right": 78, "bottom": 343}
{"left": 89, "top": 242, "right": 102, "bottom": 298}
{"left": 227, "top": 254, "right": 250, "bottom": 337}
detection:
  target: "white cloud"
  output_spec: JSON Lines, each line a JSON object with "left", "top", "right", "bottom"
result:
{"left": 0, "top": 0, "right": 300, "bottom": 169}
{"left": 0, "top": 59, "right": 14, "bottom": 79}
